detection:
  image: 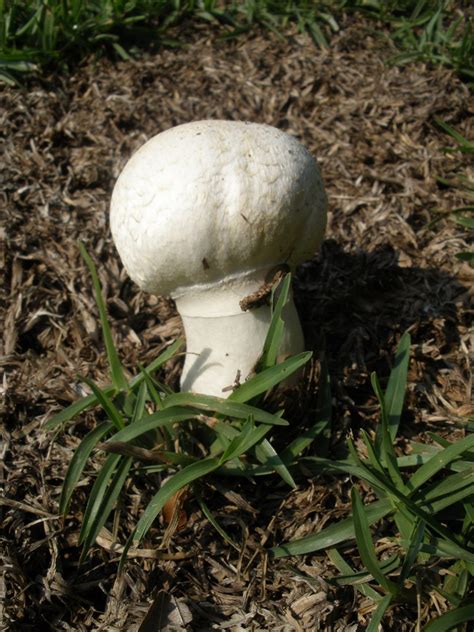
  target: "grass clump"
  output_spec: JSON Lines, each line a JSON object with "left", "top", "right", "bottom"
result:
{"left": 1, "top": 0, "right": 472, "bottom": 84}
{"left": 345, "top": 0, "right": 473, "bottom": 82}
{"left": 48, "top": 244, "right": 474, "bottom": 629}
{"left": 271, "top": 333, "right": 474, "bottom": 629}
{"left": 0, "top": 0, "right": 188, "bottom": 83}
{"left": 0, "top": 0, "right": 340, "bottom": 83}
{"left": 386, "top": 0, "right": 473, "bottom": 84}
{"left": 47, "top": 244, "right": 313, "bottom": 565}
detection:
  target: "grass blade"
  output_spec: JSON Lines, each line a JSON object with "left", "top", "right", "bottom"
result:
{"left": 135, "top": 338, "right": 184, "bottom": 383}
{"left": 359, "top": 467, "right": 474, "bottom": 561}
{"left": 162, "top": 393, "right": 289, "bottom": 426}
{"left": 417, "top": 468, "right": 474, "bottom": 513}
{"left": 131, "top": 381, "right": 147, "bottom": 423}
{"left": 59, "top": 421, "right": 114, "bottom": 514}
{"left": 258, "top": 272, "right": 291, "bottom": 370}
{"left": 79, "top": 242, "right": 128, "bottom": 392}
{"left": 82, "top": 377, "right": 125, "bottom": 430}
{"left": 270, "top": 498, "right": 394, "bottom": 558}
{"left": 281, "top": 418, "right": 329, "bottom": 464}
{"left": 398, "top": 537, "right": 474, "bottom": 563}
{"left": 456, "top": 251, "right": 474, "bottom": 262}
{"left": 342, "top": 440, "right": 474, "bottom": 559}
{"left": 138, "top": 365, "right": 163, "bottom": 409}
{"left": 254, "top": 438, "right": 296, "bottom": 488}
{"left": 197, "top": 495, "right": 241, "bottom": 551}
{"left": 307, "top": 20, "right": 329, "bottom": 48}
{"left": 45, "top": 339, "right": 184, "bottom": 431}
{"left": 80, "top": 456, "right": 133, "bottom": 560}
{"left": 443, "top": 561, "right": 469, "bottom": 607}
{"left": 300, "top": 456, "right": 373, "bottom": 480}
{"left": 434, "top": 118, "right": 474, "bottom": 152}
{"left": 327, "top": 549, "right": 382, "bottom": 600}
{"left": 105, "top": 407, "right": 196, "bottom": 444}
{"left": 424, "top": 604, "right": 474, "bottom": 632}
{"left": 328, "top": 552, "right": 400, "bottom": 587}
{"left": 120, "top": 456, "right": 221, "bottom": 568}
{"left": 384, "top": 332, "right": 411, "bottom": 441}
{"left": 125, "top": 407, "right": 295, "bottom": 566}
{"left": 219, "top": 418, "right": 270, "bottom": 464}
{"left": 399, "top": 519, "right": 426, "bottom": 583}
{"left": 429, "top": 538, "right": 474, "bottom": 564}
{"left": 366, "top": 594, "right": 392, "bottom": 632}
{"left": 79, "top": 453, "right": 122, "bottom": 546}
{"left": 347, "top": 438, "right": 399, "bottom": 494}
{"left": 407, "top": 434, "right": 474, "bottom": 491}
{"left": 281, "top": 358, "right": 331, "bottom": 460}
{"left": 351, "top": 488, "right": 399, "bottom": 596}
{"left": 455, "top": 216, "right": 474, "bottom": 229}
{"left": 371, "top": 372, "right": 405, "bottom": 491}
{"left": 393, "top": 503, "right": 417, "bottom": 544}
{"left": 45, "top": 389, "right": 115, "bottom": 430}
{"left": 229, "top": 352, "right": 312, "bottom": 403}
{"left": 361, "top": 430, "right": 388, "bottom": 477}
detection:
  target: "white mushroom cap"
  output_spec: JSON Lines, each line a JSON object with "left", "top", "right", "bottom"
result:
{"left": 110, "top": 120, "right": 327, "bottom": 302}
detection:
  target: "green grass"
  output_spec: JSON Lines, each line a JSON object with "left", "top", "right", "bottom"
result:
{"left": 271, "top": 333, "right": 474, "bottom": 629}
{"left": 352, "top": 0, "right": 473, "bottom": 82}
{"left": 429, "top": 119, "right": 474, "bottom": 263}
{"left": 1, "top": 0, "right": 472, "bottom": 85}
{"left": 47, "top": 246, "right": 314, "bottom": 565}
{"left": 387, "top": 1, "right": 474, "bottom": 83}
{"left": 48, "top": 245, "right": 474, "bottom": 629}
{"left": 273, "top": 436, "right": 474, "bottom": 628}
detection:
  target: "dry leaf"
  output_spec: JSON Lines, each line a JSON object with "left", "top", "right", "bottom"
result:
{"left": 138, "top": 591, "right": 193, "bottom": 632}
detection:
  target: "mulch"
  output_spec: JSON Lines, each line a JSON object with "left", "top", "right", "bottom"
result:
{"left": 1, "top": 12, "right": 473, "bottom": 631}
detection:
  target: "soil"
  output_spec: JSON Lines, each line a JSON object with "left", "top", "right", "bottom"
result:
{"left": 1, "top": 13, "right": 473, "bottom": 632}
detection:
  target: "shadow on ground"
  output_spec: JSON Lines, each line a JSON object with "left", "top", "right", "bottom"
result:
{"left": 294, "top": 239, "right": 470, "bottom": 440}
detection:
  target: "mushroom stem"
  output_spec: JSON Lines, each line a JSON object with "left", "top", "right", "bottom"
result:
{"left": 174, "top": 278, "right": 304, "bottom": 396}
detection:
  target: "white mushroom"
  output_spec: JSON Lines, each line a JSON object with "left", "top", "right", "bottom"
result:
{"left": 110, "top": 120, "right": 327, "bottom": 396}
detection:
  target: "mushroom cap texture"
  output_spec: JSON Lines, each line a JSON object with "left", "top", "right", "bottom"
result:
{"left": 110, "top": 120, "right": 327, "bottom": 297}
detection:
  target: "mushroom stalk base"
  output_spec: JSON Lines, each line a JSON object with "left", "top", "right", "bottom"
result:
{"left": 175, "top": 284, "right": 304, "bottom": 397}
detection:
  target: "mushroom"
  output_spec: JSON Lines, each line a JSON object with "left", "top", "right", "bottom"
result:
{"left": 110, "top": 120, "right": 327, "bottom": 396}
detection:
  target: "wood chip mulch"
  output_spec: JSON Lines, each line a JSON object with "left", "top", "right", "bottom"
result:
{"left": 1, "top": 14, "right": 473, "bottom": 632}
